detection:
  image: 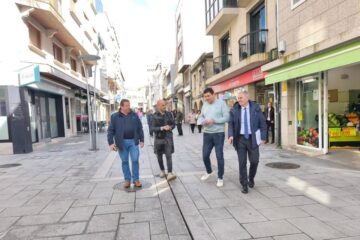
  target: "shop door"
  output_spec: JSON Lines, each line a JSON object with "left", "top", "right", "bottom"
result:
{"left": 296, "top": 77, "right": 323, "bottom": 149}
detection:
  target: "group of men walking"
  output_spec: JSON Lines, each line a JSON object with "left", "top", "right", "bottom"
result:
{"left": 107, "top": 87, "right": 267, "bottom": 194}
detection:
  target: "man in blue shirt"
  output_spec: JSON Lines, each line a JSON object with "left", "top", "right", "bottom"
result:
{"left": 228, "top": 90, "right": 267, "bottom": 193}
{"left": 107, "top": 99, "right": 144, "bottom": 189}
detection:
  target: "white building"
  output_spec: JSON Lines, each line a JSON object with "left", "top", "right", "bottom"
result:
{"left": 0, "top": 0, "right": 123, "bottom": 154}
{"left": 175, "top": 0, "right": 212, "bottom": 118}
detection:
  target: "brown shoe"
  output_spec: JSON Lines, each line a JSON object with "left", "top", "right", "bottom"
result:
{"left": 123, "top": 181, "right": 131, "bottom": 189}
{"left": 134, "top": 180, "right": 142, "bottom": 188}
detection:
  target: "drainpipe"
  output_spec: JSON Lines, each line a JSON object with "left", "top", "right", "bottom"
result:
{"left": 275, "top": 0, "right": 282, "bottom": 147}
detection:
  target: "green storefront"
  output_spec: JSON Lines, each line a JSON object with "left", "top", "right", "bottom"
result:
{"left": 264, "top": 40, "right": 360, "bottom": 153}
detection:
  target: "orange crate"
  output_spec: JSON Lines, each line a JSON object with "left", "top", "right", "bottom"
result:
{"left": 342, "top": 127, "right": 357, "bottom": 137}
{"left": 329, "top": 128, "right": 341, "bottom": 137}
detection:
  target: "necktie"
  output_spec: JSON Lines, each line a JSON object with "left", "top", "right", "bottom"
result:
{"left": 244, "top": 108, "right": 249, "bottom": 139}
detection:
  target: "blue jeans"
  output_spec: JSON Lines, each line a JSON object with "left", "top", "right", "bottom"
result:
{"left": 118, "top": 139, "right": 140, "bottom": 182}
{"left": 202, "top": 132, "right": 225, "bottom": 179}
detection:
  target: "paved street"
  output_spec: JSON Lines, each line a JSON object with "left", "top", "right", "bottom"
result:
{"left": 0, "top": 124, "right": 360, "bottom": 240}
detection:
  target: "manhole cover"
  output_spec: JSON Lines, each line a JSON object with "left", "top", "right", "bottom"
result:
{"left": 266, "top": 162, "right": 300, "bottom": 169}
{"left": 0, "top": 163, "right": 22, "bottom": 168}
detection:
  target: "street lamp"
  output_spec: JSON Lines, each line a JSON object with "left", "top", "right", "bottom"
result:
{"left": 79, "top": 54, "right": 101, "bottom": 151}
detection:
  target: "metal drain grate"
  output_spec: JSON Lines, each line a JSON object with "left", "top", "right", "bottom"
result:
{"left": 266, "top": 162, "right": 300, "bottom": 169}
{"left": 0, "top": 163, "right": 22, "bottom": 168}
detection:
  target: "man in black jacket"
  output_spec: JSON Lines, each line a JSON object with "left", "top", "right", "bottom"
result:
{"left": 151, "top": 100, "right": 176, "bottom": 181}
{"left": 107, "top": 99, "right": 144, "bottom": 189}
{"left": 264, "top": 102, "right": 275, "bottom": 144}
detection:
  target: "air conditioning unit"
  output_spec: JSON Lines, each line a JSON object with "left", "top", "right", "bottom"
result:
{"left": 278, "top": 40, "right": 286, "bottom": 54}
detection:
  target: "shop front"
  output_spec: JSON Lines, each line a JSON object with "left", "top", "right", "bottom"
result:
{"left": 265, "top": 40, "right": 360, "bottom": 153}
{"left": 211, "top": 66, "right": 268, "bottom": 108}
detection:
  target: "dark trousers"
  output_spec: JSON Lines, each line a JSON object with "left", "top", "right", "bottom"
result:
{"left": 156, "top": 144, "right": 173, "bottom": 173}
{"left": 177, "top": 123, "right": 183, "bottom": 135}
{"left": 148, "top": 126, "right": 153, "bottom": 137}
{"left": 190, "top": 124, "right": 196, "bottom": 133}
{"left": 266, "top": 120, "right": 274, "bottom": 143}
{"left": 236, "top": 135, "right": 259, "bottom": 187}
{"left": 202, "top": 132, "right": 225, "bottom": 179}
{"left": 197, "top": 125, "right": 202, "bottom": 133}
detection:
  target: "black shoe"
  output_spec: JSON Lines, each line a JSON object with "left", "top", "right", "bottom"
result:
{"left": 241, "top": 185, "right": 248, "bottom": 194}
{"left": 248, "top": 180, "right": 254, "bottom": 188}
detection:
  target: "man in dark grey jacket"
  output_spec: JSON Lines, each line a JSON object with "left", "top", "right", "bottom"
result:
{"left": 107, "top": 99, "right": 144, "bottom": 188}
{"left": 228, "top": 90, "right": 267, "bottom": 194}
{"left": 151, "top": 100, "right": 176, "bottom": 181}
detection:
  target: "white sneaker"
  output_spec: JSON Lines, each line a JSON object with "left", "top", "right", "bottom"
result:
{"left": 159, "top": 171, "right": 166, "bottom": 178}
{"left": 201, "top": 172, "right": 212, "bottom": 181}
{"left": 216, "top": 178, "right": 224, "bottom": 187}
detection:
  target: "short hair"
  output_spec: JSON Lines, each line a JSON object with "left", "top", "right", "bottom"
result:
{"left": 120, "top": 99, "right": 130, "bottom": 106}
{"left": 237, "top": 89, "right": 249, "bottom": 97}
{"left": 203, "top": 87, "right": 214, "bottom": 95}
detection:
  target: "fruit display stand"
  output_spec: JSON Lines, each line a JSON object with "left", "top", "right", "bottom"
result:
{"left": 329, "top": 127, "right": 360, "bottom": 147}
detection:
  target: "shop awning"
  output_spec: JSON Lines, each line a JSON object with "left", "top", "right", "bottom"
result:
{"left": 265, "top": 40, "right": 360, "bottom": 85}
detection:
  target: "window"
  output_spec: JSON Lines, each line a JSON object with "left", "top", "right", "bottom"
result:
{"left": 83, "top": 12, "right": 89, "bottom": 21}
{"left": 81, "top": 66, "right": 86, "bottom": 77}
{"left": 177, "top": 42, "right": 183, "bottom": 60}
{"left": 291, "top": 0, "right": 306, "bottom": 9}
{"left": 70, "top": 57, "right": 77, "bottom": 71}
{"left": 176, "top": 15, "right": 181, "bottom": 34}
{"left": 53, "top": 43, "right": 63, "bottom": 62}
{"left": 28, "top": 24, "right": 41, "bottom": 49}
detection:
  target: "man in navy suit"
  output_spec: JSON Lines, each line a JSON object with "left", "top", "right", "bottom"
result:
{"left": 228, "top": 90, "right": 267, "bottom": 194}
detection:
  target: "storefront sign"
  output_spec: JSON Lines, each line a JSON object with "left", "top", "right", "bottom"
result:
{"left": 212, "top": 67, "right": 266, "bottom": 93}
{"left": 19, "top": 65, "right": 40, "bottom": 86}
{"left": 281, "top": 82, "right": 288, "bottom": 96}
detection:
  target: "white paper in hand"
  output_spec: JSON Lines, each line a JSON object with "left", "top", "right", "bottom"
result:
{"left": 255, "top": 129, "right": 262, "bottom": 146}
{"left": 197, "top": 115, "right": 206, "bottom": 125}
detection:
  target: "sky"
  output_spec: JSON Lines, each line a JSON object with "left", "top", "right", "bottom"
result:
{"left": 102, "top": 0, "right": 178, "bottom": 90}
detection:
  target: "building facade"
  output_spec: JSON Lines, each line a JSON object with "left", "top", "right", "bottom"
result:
{"left": 175, "top": 0, "right": 212, "bottom": 119}
{"left": 190, "top": 52, "right": 214, "bottom": 112}
{"left": 262, "top": 0, "right": 360, "bottom": 154}
{"left": 205, "top": 0, "right": 276, "bottom": 112}
{"left": 0, "top": 0, "right": 123, "bottom": 154}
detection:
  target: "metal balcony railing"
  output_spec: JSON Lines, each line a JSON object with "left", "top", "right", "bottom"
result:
{"left": 213, "top": 54, "right": 232, "bottom": 74}
{"left": 238, "top": 29, "right": 268, "bottom": 61}
{"left": 205, "top": 0, "right": 238, "bottom": 26}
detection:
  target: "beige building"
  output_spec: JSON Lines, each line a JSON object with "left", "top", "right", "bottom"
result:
{"left": 190, "top": 52, "right": 214, "bottom": 112}
{"left": 205, "top": 0, "right": 275, "bottom": 111}
{"left": 262, "top": 0, "right": 360, "bottom": 154}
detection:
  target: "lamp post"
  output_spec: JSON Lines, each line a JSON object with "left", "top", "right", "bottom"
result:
{"left": 79, "top": 54, "right": 101, "bottom": 151}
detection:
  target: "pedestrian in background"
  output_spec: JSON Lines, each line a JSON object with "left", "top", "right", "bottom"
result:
{"left": 228, "top": 90, "right": 267, "bottom": 194}
{"left": 107, "top": 99, "right": 144, "bottom": 188}
{"left": 200, "top": 87, "right": 229, "bottom": 187}
{"left": 196, "top": 110, "right": 202, "bottom": 133}
{"left": 264, "top": 102, "right": 275, "bottom": 144}
{"left": 188, "top": 109, "right": 197, "bottom": 133}
{"left": 151, "top": 100, "right": 177, "bottom": 181}
{"left": 175, "top": 110, "right": 184, "bottom": 136}
{"left": 146, "top": 110, "right": 154, "bottom": 137}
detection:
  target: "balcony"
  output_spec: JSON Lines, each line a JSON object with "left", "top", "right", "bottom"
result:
{"left": 239, "top": 29, "right": 268, "bottom": 61}
{"left": 213, "top": 54, "right": 232, "bottom": 74}
{"left": 205, "top": 0, "right": 239, "bottom": 35}
{"left": 16, "top": 0, "right": 89, "bottom": 55}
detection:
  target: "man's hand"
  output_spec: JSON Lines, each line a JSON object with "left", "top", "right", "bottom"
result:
{"left": 228, "top": 137, "right": 233, "bottom": 144}
{"left": 205, "top": 119, "right": 215, "bottom": 126}
{"left": 109, "top": 144, "right": 117, "bottom": 151}
{"left": 139, "top": 142, "right": 144, "bottom": 148}
{"left": 163, "top": 125, "right": 171, "bottom": 131}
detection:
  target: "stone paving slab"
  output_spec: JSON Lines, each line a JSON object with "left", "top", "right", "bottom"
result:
{"left": 1, "top": 128, "right": 360, "bottom": 239}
